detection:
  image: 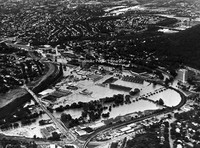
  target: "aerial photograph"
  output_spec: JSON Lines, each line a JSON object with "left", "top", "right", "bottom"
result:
{"left": 1, "top": 0, "right": 200, "bottom": 147}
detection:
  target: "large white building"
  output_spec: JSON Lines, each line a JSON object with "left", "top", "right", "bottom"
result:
{"left": 177, "top": 69, "right": 188, "bottom": 83}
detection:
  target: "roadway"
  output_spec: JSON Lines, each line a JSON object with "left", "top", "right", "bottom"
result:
{"left": 14, "top": 43, "right": 186, "bottom": 148}
{"left": 23, "top": 85, "right": 76, "bottom": 143}
{"left": 83, "top": 87, "right": 187, "bottom": 148}
{"left": 13, "top": 43, "right": 85, "bottom": 147}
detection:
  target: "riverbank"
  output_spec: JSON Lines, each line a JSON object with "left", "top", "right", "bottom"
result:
{"left": 82, "top": 85, "right": 187, "bottom": 148}
{"left": 0, "top": 62, "right": 63, "bottom": 119}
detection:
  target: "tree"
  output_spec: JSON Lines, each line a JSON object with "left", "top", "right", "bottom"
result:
{"left": 109, "top": 106, "right": 112, "bottom": 112}
{"left": 158, "top": 98, "right": 164, "bottom": 106}
{"left": 165, "top": 78, "right": 170, "bottom": 86}
{"left": 61, "top": 113, "right": 72, "bottom": 122}
{"left": 47, "top": 107, "right": 53, "bottom": 113}
{"left": 81, "top": 111, "right": 87, "bottom": 118}
{"left": 13, "top": 123, "right": 19, "bottom": 128}
{"left": 187, "top": 77, "right": 195, "bottom": 85}
{"left": 102, "top": 112, "right": 110, "bottom": 118}
{"left": 125, "top": 95, "right": 131, "bottom": 103}
{"left": 155, "top": 70, "right": 164, "bottom": 80}
{"left": 65, "top": 145, "right": 75, "bottom": 148}
{"left": 69, "top": 118, "right": 79, "bottom": 128}
{"left": 110, "top": 142, "right": 118, "bottom": 148}
{"left": 169, "top": 69, "right": 177, "bottom": 78}
{"left": 129, "top": 88, "right": 140, "bottom": 96}
{"left": 49, "top": 132, "right": 60, "bottom": 141}
{"left": 167, "top": 114, "right": 172, "bottom": 119}
{"left": 39, "top": 120, "right": 46, "bottom": 125}
{"left": 55, "top": 105, "right": 65, "bottom": 112}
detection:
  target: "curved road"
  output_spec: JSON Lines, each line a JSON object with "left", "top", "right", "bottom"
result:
{"left": 6, "top": 43, "right": 187, "bottom": 148}
{"left": 83, "top": 87, "right": 187, "bottom": 148}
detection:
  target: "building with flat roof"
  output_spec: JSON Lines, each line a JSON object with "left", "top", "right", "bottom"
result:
{"left": 177, "top": 69, "right": 188, "bottom": 83}
{"left": 39, "top": 89, "right": 55, "bottom": 96}
{"left": 89, "top": 122, "right": 105, "bottom": 130}
{"left": 75, "top": 129, "right": 87, "bottom": 136}
{"left": 120, "top": 126, "right": 131, "bottom": 132}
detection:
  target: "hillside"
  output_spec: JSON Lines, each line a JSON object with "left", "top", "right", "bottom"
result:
{"left": 164, "top": 24, "right": 200, "bottom": 69}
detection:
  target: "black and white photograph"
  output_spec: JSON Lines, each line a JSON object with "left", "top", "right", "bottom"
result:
{"left": 0, "top": 0, "right": 200, "bottom": 147}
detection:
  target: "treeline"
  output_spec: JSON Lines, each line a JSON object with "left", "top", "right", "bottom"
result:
{"left": 57, "top": 94, "right": 129, "bottom": 127}
{"left": 55, "top": 94, "right": 125, "bottom": 113}
{"left": 109, "top": 84, "right": 132, "bottom": 91}
{"left": 0, "top": 137, "right": 37, "bottom": 148}
{"left": 156, "top": 18, "right": 179, "bottom": 26}
{"left": 165, "top": 24, "right": 200, "bottom": 69}
{"left": 57, "top": 94, "right": 137, "bottom": 128}
{"left": 0, "top": 104, "right": 44, "bottom": 131}
{"left": 100, "top": 94, "right": 124, "bottom": 105}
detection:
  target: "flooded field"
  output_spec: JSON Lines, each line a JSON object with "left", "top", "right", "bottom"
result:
{"left": 0, "top": 114, "right": 52, "bottom": 138}
{"left": 0, "top": 66, "right": 183, "bottom": 138}
{"left": 108, "top": 100, "right": 160, "bottom": 118}
{"left": 53, "top": 77, "right": 181, "bottom": 119}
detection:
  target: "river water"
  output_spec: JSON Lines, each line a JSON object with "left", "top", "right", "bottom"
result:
{"left": 53, "top": 80, "right": 181, "bottom": 119}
